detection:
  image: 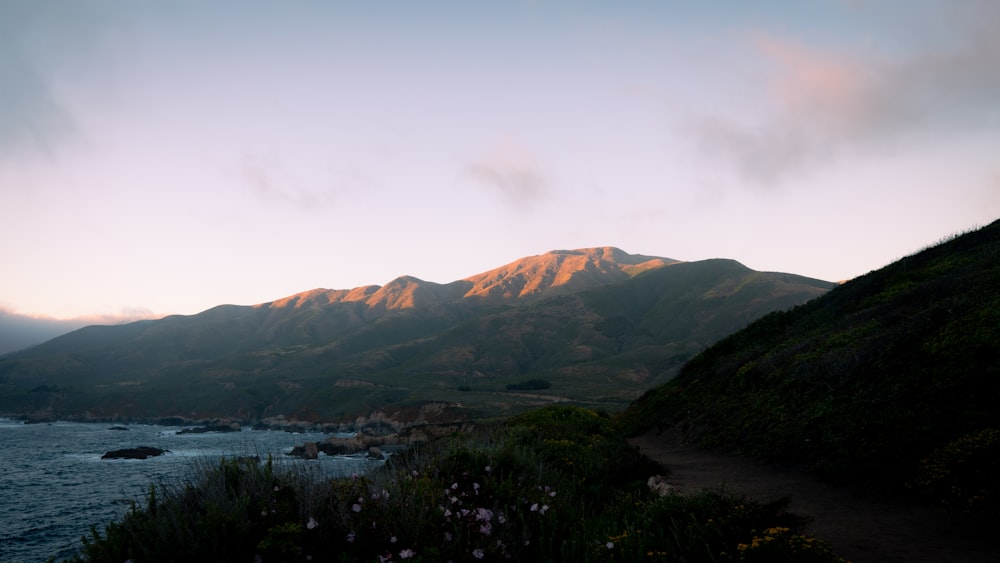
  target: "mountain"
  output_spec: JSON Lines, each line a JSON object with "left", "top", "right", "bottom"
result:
{"left": 0, "top": 247, "right": 832, "bottom": 423}
{"left": 624, "top": 221, "right": 1000, "bottom": 503}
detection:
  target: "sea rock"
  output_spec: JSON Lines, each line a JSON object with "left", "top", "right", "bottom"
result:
{"left": 108, "top": 426, "right": 130, "bottom": 431}
{"left": 176, "top": 422, "right": 241, "bottom": 434}
{"left": 101, "top": 446, "right": 169, "bottom": 460}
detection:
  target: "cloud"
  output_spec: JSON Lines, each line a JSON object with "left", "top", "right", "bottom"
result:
{"left": 688, "top": 0, "right": 1000, "bottom": 187}
{"left": 465, "top": 142, "right": 549, "bottom": 206}
{"left": 236, "top": 152, "right": 369, "bottom": 209}
{"left": 0, "top": 3, "right": 130, "bottom": 158}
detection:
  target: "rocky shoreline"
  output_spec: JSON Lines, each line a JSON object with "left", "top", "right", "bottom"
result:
{"left": 287, "top": 421, "right": 478, "bottom": 460}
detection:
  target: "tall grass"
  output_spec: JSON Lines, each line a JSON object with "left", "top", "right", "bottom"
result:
{"left": 62, "top": 406, "right": 845, "bottom": 562}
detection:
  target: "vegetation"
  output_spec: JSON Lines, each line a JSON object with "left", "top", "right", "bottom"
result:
{"left": 623, "top": 220, "right": 1000, "bottom": 511}
{"left": 61, "top": 406, "right": 843, "bottom": 562}
{"left": 504, "top": 378, "right": 551, "bottom": 391}
{"left": 0, "top": 258, "right": 830, "bottom": 423}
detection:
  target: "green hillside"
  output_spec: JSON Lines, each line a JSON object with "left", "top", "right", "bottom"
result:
{"left": 0, "top": 257, "right": 830, "bottom": 424}
{"left": 625, "top": 220, "right": 1000, "bottom": 508}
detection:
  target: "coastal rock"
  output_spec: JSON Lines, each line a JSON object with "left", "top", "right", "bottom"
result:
{"left": 177, "top": 422, "right": 241, "bottom": 434}
{"left": 101, "top": 446, "right": 169, "bottom": 460}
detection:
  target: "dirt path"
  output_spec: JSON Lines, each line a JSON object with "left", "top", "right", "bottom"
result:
{"left": 629, "top": 429, "right": 997, "bottom": 563}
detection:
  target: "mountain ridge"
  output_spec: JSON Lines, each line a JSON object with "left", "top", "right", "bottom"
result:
{"left": 249, "top": 246, "right": 677, "bottom": 314}
{"left": 0, "top": 247, "right": 832, "bottom": 424}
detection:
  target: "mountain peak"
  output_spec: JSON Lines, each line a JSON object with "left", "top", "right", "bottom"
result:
{"left": 462, "top": 247, "right": 678, "bottom": 300}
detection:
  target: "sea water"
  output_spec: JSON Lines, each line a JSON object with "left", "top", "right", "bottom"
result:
{"left": 0, "top": 418, "right": 380, "bottom": 562}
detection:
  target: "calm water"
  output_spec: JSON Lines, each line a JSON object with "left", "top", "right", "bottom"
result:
{"left": 0, "top": 418, "right": 380, "bottom": 562}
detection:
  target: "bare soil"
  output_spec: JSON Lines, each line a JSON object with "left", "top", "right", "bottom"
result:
{"left": 629, "top": 429, "right": 998, "bottom": 563}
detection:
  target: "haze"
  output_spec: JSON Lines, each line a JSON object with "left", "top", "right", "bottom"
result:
{"left": 2, "top": 0, "right": 998, "bottom": 322}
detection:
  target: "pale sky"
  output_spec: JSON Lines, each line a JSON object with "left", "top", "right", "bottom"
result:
{"left": 2, "top": 0, "right": 998, "bottom": 320}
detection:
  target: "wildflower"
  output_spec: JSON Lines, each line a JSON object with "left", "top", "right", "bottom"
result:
{"left": 473, "top": 482, "right": 480, "bottom": 492}
{"left": 399, "top": 549, "right": 415, "bottom": 559}
{"left": 540, "top": 504, "right": 549, "bottom": 514}
{"left": 391, "top": 536, "right": 397, "bottom": 543}
{"left": 352, "top": 503, "right": 362, "bottom": 513}
{"left": 444, "top": 531, "right": 453, "bottom": 542}
{"left": 274, "top": 485, "right": 280, "bottom": 492}
{"left": 497, "top": 513, "right": 507, "bottom": 524}
{"left": 476, "top": 507, "right": 493, "bottom": 521}
{"left": 347, "top": 531, "right": 356, "bottom": 543}
{"left": 485, "top": 465, "right": 492, "bottom": 473}
{"left": 530, "top": 503, "right": 539, "bottom": 512}
{"left": 307, "top": 517, "right": 318, "bottom": 530}
{"left": 606, "top": 542, "right": 614, "bottom": 549}
{"left": 451, "top": 482, "right": 459, "bottom": 490}
{"left": 472, "top": 548, "right": 485, "bottom": 559}
{"left": 479, "top": 522, "right": 492, "bottom": 535}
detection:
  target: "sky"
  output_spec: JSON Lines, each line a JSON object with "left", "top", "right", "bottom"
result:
{"left": 1, "top": 0, "right": 998, "bottom": 321}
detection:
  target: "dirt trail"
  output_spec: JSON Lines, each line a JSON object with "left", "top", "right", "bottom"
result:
{"left": 629, "top": 429, "right": 997, "bottom": 563}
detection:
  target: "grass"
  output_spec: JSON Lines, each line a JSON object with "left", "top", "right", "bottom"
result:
{"left": 60, "top": 405, "right": 845, "bottom": 562}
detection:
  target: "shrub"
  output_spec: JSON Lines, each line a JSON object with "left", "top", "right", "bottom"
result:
{"left": 910, "top": 428, "right": 1000, "bottom": 510}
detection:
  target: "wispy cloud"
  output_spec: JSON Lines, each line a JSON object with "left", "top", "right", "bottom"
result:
{"left": 689, "top": 0, "right": 1000, "bottom": 187}
{"left": 465, "top": 141, "right": 549, "bottom": 207}
{"left": 236, "top": 152, "right": 370, "bottom": 209}
{"left": 0, "top": 3, "right": 129, "bottom": 159}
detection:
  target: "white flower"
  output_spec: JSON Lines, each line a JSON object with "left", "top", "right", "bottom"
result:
{"left": 476, "top": 507, "right": 493, "bottom": 521}
{"left": 606, "top": 541, "right": 614, "bottom": 550}
{"left": 530, "top": 503, "right": 538, "bottom": 512}
{"left": 472, "top": 548, "right": 485, "bottom": 559}
{"left": 352, "top": 503, "right": 362, "bottom": 513}
{"left": 307, "top": 517, "right": 318, "bottom": 530}
{"left": 540, "top": 504, "right": 549, "bottom": 514}
{"left": 347, "top": 531, "right": 356, "bottom": 543}
{"left": 400, "top": 549, "right": 415, "bottom": 558}
{"left": 485, "top": 465, "right": 492, "bottom": 473}
{"left": 444, "top": 531, "right": 453, "bottom": 542}
{"left": 390, "top": 536, "right": 397, "bottom": 543}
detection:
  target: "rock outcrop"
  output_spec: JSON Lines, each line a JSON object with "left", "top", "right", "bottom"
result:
{"left": 101, "top": 446, "right": 169, "bottom": 460}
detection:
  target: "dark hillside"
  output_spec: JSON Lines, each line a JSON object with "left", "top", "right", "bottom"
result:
{"left": 0, "top": 252, "right": 830, "bottom": 423}
{"left": 625, "top": 220, "right": 1000, "bottom": 507}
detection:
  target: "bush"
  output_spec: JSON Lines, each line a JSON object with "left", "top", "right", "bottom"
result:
{"left": 910, "top": 428, "right": 1000, "bottom": 510}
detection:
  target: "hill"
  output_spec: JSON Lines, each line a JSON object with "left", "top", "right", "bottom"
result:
{"left": 0, "top": 247, "right": 830, "bottom": 424}
{"left": 624, "top": 220, "right": 1000, "bottom": 508}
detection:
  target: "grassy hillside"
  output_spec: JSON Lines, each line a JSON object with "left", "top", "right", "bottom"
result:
{"left": 0, "top": 259, "right": 830, "bottom": 423}
{"left": 624, "top": 220, "right": 1000, "bottom": 509}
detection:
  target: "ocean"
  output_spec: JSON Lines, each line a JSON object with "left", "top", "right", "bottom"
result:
{"left": 0, "top": 418, "right": 381, "bottom": 562}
